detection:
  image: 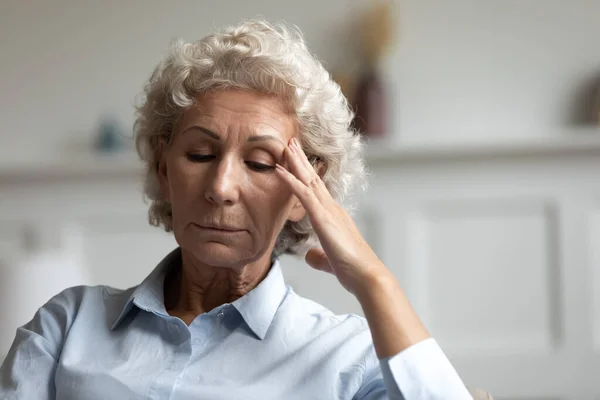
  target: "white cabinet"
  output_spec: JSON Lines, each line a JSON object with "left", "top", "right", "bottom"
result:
{"left": 288, "top": 137, "right": 600, "bottom": 399}
{"left": 2, "top": 138, "right": 600, "bottom": 399}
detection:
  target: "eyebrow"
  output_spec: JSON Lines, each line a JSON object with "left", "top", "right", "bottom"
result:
{"left": 247, "top": 134, "right": 284, "bottom": 145}
{"left": 182, "top": 126, "right": 219, "bottom": 140}
{"left": 182, "top": 125, "right": 285, "bottom": 145}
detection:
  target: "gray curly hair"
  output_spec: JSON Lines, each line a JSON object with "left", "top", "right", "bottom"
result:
{"left": 134, "top": 20, "right": 367, "bottom": 257}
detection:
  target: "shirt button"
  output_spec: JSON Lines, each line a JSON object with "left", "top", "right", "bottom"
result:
{"left": 217, "top": 310, "right": 225, "bottom": 317}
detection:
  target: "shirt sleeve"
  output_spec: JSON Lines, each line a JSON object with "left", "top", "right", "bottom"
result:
{"left": 0, "top": 287, "right": 80, "bottom": 400}
{"left": 356, "top": 338, "right": 473, "bottom": 400}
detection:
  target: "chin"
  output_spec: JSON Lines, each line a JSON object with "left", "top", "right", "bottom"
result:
{"left": 174, "top": 225, "right": 267, "bottom": 268}
{"left": 184, "top": 241, "right": 257, "bottom": 269}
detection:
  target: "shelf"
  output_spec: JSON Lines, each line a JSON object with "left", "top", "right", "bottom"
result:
{"left": 0, "top": 152, "right": 144, "bottom": 183}
{"left": 365, "top": 134, "right": 600, "bottom": 165}
{"left": 3, "top": 135, "right": 600, "bottom": 182}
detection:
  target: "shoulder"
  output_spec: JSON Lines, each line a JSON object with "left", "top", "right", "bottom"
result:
{"left": 279, "top": 288, "right": 378, "bottom": 373}
{"left": 29, "top": 284, "right": 136, "bottom": 334}
{"left": 3, "top": 284, "right": 134, "bottom": 362}
{"left": 43, "top": 283, "right": 133, "bottom": 312}
{"left": 36, "top": 285, "right": 97, "bottom": 321}
{"left": 283, "top": 286, "right": 370, "bottom": 335}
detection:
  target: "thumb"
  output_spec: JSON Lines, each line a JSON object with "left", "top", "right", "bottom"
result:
{"left": 305, "top": 248, "right": 334, "bottom": 274}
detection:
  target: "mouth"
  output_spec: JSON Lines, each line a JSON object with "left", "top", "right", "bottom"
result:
{"left": 194, "top": 223, "right": 245, "bottom": 233}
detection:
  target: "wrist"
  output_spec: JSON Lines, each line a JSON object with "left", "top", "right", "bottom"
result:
{"left": 351, "top": 266, "right": 398, "bottom": 301}
{"left": 352, "top": 266, "right": 431, "bottom": 357}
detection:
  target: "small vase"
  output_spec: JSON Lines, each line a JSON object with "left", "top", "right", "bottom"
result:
{"left": 95, "top": 117, "right": 124, "bottom": 153}
{"left": 352, "top": 69, "right": 387, "bottom": 138}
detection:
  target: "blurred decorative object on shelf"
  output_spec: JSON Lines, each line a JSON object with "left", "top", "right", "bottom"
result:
{"left": 353, "top": 70, "right": 387, "bottom": 137}
{"left": 596, "top": 83, "right": 600, "bottom": 126}
{"left": 95, "top": 115, "right": 124, "bottom": 152}
{"left": 352, "top": 0, "right": 396, "bottom": 138}
{"left": 0, "top": 224, "right": 90, "bottom": 357}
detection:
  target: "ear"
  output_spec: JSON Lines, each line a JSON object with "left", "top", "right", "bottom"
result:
{"left": 287, "top": 196, "right": 307, "bottom": 222}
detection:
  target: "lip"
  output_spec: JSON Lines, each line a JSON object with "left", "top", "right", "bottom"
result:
{"left": 194, "top": 223, "right": 245, "bottom": 233}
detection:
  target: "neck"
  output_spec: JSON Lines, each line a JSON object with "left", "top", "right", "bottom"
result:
{"left": 164, "top": 250, "right": 272, "bottom": 325}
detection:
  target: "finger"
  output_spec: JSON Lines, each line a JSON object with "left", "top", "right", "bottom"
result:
{"left": 287, "top": 139, "right": 331, "bottom": 203}
{"left": 275, "top": 164, "right": 323, "bottom": 217}
{"left": 286, "top": 139, "right": 316, "bottom": 186}
{"left": 290, "top": 138, "right": 317, "bottom": 174}
{"left": 305, "top": 248, "right": 334, "bottom": 275}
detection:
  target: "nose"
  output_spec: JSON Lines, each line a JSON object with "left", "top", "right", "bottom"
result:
{"left": 204, "top": 156, "right": 241, "bottom": 205}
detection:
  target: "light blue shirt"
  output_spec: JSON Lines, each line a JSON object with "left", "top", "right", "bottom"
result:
{"left": 1, "top": 248, "right": 471, "bottom": 399}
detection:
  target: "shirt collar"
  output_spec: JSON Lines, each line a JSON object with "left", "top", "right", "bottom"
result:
{"left": 110, "top": 248, "right": 289, "bottom": 340}
{"left": 231, "top": 258, "right": 288, "bottom": 340}
{"left": 110, "top": 247, "right": 180, "bottom": 330}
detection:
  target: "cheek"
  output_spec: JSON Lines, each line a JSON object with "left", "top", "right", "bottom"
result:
{"left": 166, "top": 159, "right": 206, "bottom": 226}
{"left": 245, "top": 175, "right": 294, "bottom": 225}
{"left": 263, "top": 173, "right": 293, "bottom": 205}
{"left": 168, "top": 157, "right": 202, "bottom": 195}
{"left": 170, "top": 173, "right": 195, "bottom": 201}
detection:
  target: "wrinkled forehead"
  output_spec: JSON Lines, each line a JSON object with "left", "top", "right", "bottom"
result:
{"left": 174, "top": 90, "right": 298, "bottom": 141}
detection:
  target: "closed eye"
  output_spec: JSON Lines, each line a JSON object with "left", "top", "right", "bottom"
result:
{"left": 187, "top": 154, "right": 273, "bottom": 172}
{"left": 187, "top": 153, "right": 215, "bottom": 162}
{"left": 246, "top": 161, "right": 275, "bottom": 172}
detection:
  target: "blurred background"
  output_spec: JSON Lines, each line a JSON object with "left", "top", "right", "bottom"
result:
{"left": 1, "top": 1, "right": 600, "bottom": 399}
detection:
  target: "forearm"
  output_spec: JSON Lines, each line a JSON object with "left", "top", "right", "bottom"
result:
{"left": 354, "top": 268, "right": 430, "bottom": 359}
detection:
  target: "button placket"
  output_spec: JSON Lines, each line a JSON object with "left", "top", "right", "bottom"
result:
{"left": 190, "top": 315, "right": 214, "bottom": 355}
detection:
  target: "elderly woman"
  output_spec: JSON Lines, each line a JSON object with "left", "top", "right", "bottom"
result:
{"left": 0, "top": 21, "right": 486, "bottom": 399}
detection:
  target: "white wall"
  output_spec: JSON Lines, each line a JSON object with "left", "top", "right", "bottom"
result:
{"left": 1, "top": 0, "right": 600, "bottom": 165}
{"left": 2, "top": 2, "right": 600, "bottom": 396}
{"left": 391, "top": 0, "right": 600, "bottom": 144}
{"left": 0, "top": 0, "right": 366, "bottom": 164}
{"left": 4, "top": 141, "right": 600, "bottom": 398}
